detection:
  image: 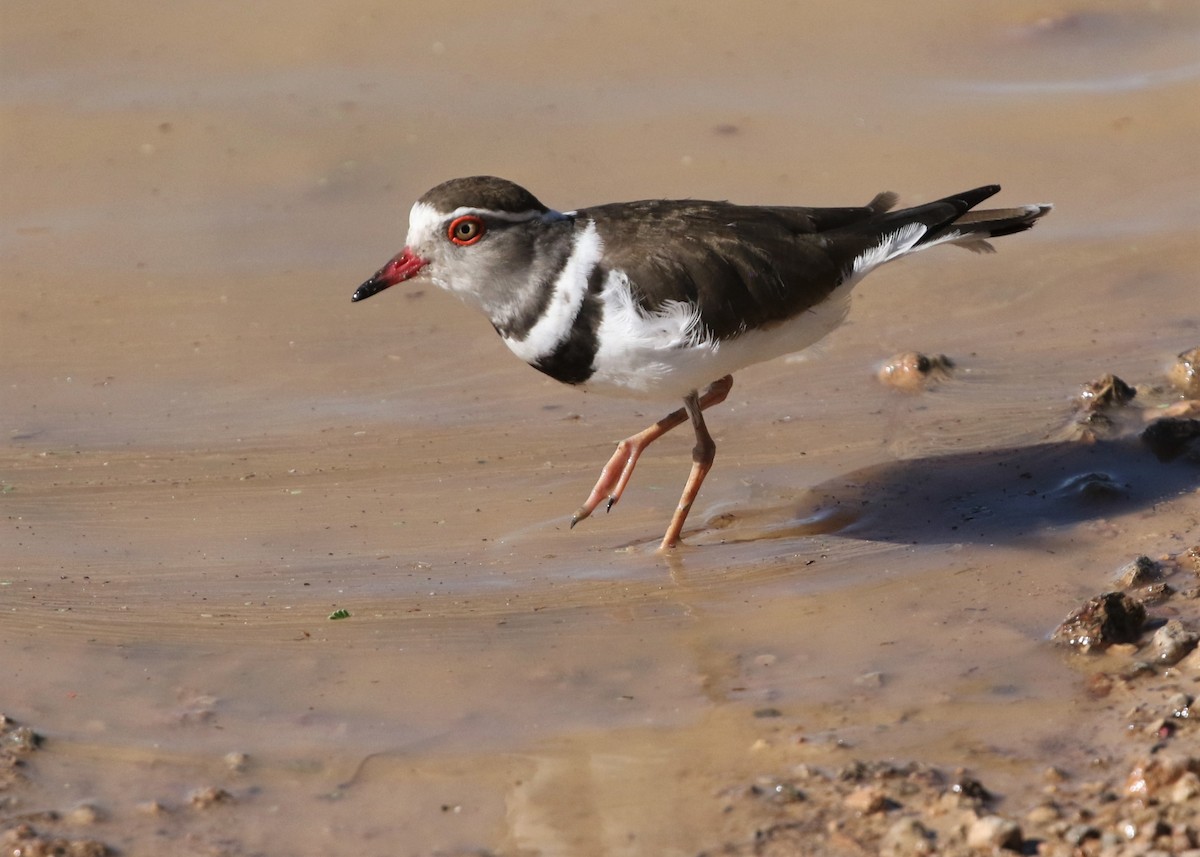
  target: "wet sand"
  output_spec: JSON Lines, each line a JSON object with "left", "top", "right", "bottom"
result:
{"left": 3, "top": 1, "right": 1199, "bottom": 854}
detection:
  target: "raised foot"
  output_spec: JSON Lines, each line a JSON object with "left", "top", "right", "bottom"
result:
{"left": 570, "top": 436, "right": 647, "bottom": 528}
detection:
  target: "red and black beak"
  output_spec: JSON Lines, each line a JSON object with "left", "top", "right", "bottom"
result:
{"left": 351, "top": 248, "right": 429, "bottom": 302}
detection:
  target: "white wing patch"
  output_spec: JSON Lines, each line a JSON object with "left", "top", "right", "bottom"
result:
{"left": 585, "top": 270, "right": 717, "bottom": 394}
{"left": 850, "top": 222, "right": 928, "bottom": 278}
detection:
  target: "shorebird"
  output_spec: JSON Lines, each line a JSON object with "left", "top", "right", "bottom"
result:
{"left": 353, "top": 176, "right": 1050, "bottom": 550}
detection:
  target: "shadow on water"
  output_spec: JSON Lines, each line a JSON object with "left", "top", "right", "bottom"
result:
{"left": 701, "top": 437, "right": 1199, "bottom": 546}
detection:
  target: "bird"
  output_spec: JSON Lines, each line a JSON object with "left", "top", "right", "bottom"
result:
{"left": 352, "top": 176, "right": 1051, "bottom": 551}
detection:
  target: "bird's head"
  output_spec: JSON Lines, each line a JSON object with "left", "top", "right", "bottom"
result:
{"left": 351, "top": 176, "right": 573, "bottom": 313}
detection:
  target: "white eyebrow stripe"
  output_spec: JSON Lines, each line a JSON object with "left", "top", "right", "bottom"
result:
{"left": 406, "top": 201, "right": 570, "bottom": 246}
{"left": 444, "top": 206, "right": 556, "bottom": 223}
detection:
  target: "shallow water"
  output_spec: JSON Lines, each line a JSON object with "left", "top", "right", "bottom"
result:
{"left": 3, "top": 0, "right": 1199, "bottom": 853}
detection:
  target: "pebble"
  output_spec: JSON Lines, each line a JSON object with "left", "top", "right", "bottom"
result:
{"left": 1141, "top": 417, "right": 1200, "bottom": 462}
{"left": 854, "top": 671, "right": 885, "bottom": 689}
{"left": 1149, "top": 620, "right": 1199, "bottom": 665}
{"left": 1078, "top": 374, "right": 1137, "bottom": 410}
{"left": 1114, "top": 555, "right": 1161, "bottom": 587}
{"left": 1169, "top": 346, "right": 1200, "bottom": 397}
{"left": 1171, "top": 771, "right": 1200, "bottom": 804}
{"left": 843, "top": 784, "right": 888, "bottom": 814}
{"left": 876, "top": 352, "right": 954, "bottom": 392}
{"left": 1125, "top": 756, "right": 1189, "bottom": 801}
{"left": 223, "top": 751, "right": 249, "bottom": 773}
{"left": 880, "top": 817, "right": 935, "bottom": 857}
{"left": 966, "top": 815, "right": 1023, "bottom": 851}
{"left": 1026, "top": 803, "right": 1062, "bottom": 825}
{"left": 135, "top": 800, "right": 168, "bottom": 816}
{"left": 1052, "top": 592, "right": 1146, "bottom": 652}
{"left": 188, "top": 786, "right": 233, "bottom": 809}
{"left": 65, "top": 802, "right": 104, "bottom": 825}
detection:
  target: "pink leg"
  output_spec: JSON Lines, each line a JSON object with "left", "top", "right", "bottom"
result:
{"left": 570, "top": 375, "right": 733, "bottom": 532}
{"left": 659, "top": 389, "right": 720, "bottom": 551}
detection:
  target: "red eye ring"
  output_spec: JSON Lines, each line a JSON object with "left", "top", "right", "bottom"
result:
{"left": 447, "top": 215, "right": 486, "bottom": 246}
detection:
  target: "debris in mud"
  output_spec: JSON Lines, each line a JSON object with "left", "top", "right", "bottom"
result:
{"left": 1, "top": 717, "right": 115, "bottom": 856}
{"left": 188, "top": 786, "right": 234, "bottom": 809}
{"left": 705, "top": 557, "right": 1200, "bottom": 857}
{"left": 0, "top": 823, "right": 112, "bottom": 857}
{"left": 1155, "top": 398, "right": 1200, "bottom": 419}
{"left": 0, "top": 714, "right": 39, "bottom": 796}
{"left": 705, "top": 752, "right": 1200, "bottom": 857}
{"left": 1141, "top": 417, "right": 1200, "bottom": 462}
{"left": 1077, "top": 373, "right": 1137, "bottom": 411}
{"left": 876, "top": 352, "right": 954, "bottom": 392}
{"left": 1066, "top": 373, "right": 1138, "bottom": 441}
{"left": 1113, "top": 555, "right": 1161, "bottom": 588}
{"left": 1059, "top": 360, "right": 1200, "bottom": 446}
{"left": 1051, "top": 591, "right": 1146, "bottom": 652}
{"left": 1149, "top": 620, "right": 1199, "bottom": 665}
{"left": 1169, "top": 346, "right": 1200, "bottom": 398}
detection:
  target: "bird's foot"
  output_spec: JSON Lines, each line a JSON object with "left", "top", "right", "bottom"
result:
{"left": 570, "top": 436, "right": 651, "bottom": 529}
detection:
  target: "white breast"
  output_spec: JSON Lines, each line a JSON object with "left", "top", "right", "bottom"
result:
{"left": 501, "top": 222, "right": 603, "bottom": 365}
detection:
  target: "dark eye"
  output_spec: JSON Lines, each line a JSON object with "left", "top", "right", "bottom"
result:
{"left": 447, "top": 215, "right": 485, "bottom": 246}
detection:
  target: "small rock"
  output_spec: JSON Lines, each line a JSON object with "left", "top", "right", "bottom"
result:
{"left": 2, "top": 724, "right": 41, "bottom": 753}
{"left": 950, "top": 772, "right": 992, "bottom": 803}
{"left": 750, "top": 779, "right": 804, "bottom": 804}
{"left": 1052, "top": 592, "right": 1147, "bottom": 652}
{"left": 1025, "top": 803, "right": 1061, "bottom": 826}
{"left": 877, "top": 352, "right": 954, "bottom": 392}
{"left": 223, "top": 751, "right": 249, "bottom": 773}
{"left": 1125, "top": 756, "right": 1189, "bottom": 801}
{"left": 1078, "top": 374, "right": 1136, "bottom": 411}
{"left": 880, "top": 817, "right": 935, "bottom": 857}
{"left": 188, "top": 786, "right": 233, "bottom": 809}
{"left": 0, "top": 824, "right": 112, "bottom": 857}
{"left": 1114, "top": 555, "right": 1161, "bottom": 588}
{"left": 135, "top": 800, "right": 169, "bottom": 816}
{"left": 1168, "top": 692, "right": 1192, "bottom": 718}
{"left": 1169, "top": 346, "right": 1200, "bottom": 397}
{"left": 1141, "top": 417, "right": 1200, "bottom": 462}
{"left": 854, "top": 671, "right": 885, "bottom": 689}
{"left": 65, "top": 803, "right": 104, "bottom": 825}
{"left": 1085, "top": 672, "right": 1115, "bottom": 699}
{"left": 1149, "top": 620, "right": 1199, "bottom": 665}
{"left": 1042, "top": 766, "right": 1069, "bottom": 784}
{"left": 1049, "top": 471, "right": 1127, "bottom": 501}
{"left": 966, "top": 815, "right": 1023, "bottom": 851}
{"left": 1063, "top": 823, "right": 1101, "bottom": 846}
{"left": 1137, "top": 582, "right": 1175, "bottom": 604}
{"left": 1171, "top": 771, "right": 1200, "bottom": 804}
{"left": 843, "top": 784, "right": 888, "bottom": 814}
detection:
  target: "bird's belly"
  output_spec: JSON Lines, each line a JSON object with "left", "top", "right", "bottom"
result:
{"left": 584, "top": 290, "right": 853, "bottom": 401}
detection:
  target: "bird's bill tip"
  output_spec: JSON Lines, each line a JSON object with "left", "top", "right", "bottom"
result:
{"left": 351, "top": 248, "right": 428, "bottom": 302}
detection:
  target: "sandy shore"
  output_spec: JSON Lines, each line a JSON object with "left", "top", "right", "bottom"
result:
{"left": 3, "top": 1, "right": 1199, "bottom": 853}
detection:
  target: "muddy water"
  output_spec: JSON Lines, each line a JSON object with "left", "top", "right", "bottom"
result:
{"left": 3, "top": 0, "right": 1199, "bottom": 853}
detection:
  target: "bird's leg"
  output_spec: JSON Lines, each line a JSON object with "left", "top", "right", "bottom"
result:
{"left": 659, "top": 389, "right": 718, "bottom": 551}
{"left": 571, "top": 375, "right": 733, "bottom": 529}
